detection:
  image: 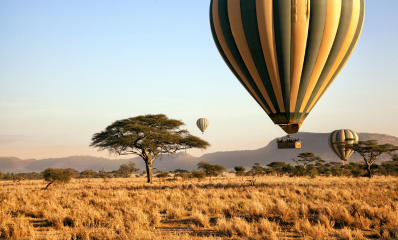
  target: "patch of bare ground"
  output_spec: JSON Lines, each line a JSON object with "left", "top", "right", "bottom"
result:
{"left": 1, "top": 175, "right": 397, "bottom": 239}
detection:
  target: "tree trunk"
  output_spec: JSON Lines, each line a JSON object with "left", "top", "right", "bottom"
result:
{"left": 44, "top": 181, "right": 54, "bottom": 190}
{"left": 367, "top": 165, "right": 373, "bottom": 178}
{"left": 145, "top": 161, "right": 152, "bottom": 183}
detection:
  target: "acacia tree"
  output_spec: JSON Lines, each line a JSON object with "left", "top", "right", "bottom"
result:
{"left": 43, "top": 168, "right": 75, "bottom": 190}
{"left": 197, "top": 161, "right": 226, "bottom": 178}
{"left": 90, "top": 114, "right": 210, "bottom": 183}
{"left": 338, "top": 140, "right": 398, "bottom": 178}
{"left": 116, "top": 161, "right": 140, "bottom": 178}
{"left": 292, "top": 152, "right": 325, "bottom": 167}
{"left": 246, "top": 163, "right": 266, "bottom": 176}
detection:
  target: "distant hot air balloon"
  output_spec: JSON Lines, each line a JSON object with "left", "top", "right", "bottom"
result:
{"left": 197, "top": 118, "right": 209, "bottom": 133}
{"left": 328, "top": 129, "right": 359, "bottom": 163}
{"left": 210, "top": 0, "right": 365, "bottom": 134}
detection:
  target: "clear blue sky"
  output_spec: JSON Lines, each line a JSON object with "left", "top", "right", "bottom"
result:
{"left": 1, "top": 1, "right": 397, "bottom": 159}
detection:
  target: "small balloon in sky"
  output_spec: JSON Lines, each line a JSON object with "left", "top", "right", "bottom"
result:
{"left": 197, "top": 118, "right": 209, "bottom": 134}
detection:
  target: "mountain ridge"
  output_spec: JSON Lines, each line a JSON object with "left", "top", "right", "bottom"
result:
{"left": 1, "top": 132, "right": 397, "bottom": 173}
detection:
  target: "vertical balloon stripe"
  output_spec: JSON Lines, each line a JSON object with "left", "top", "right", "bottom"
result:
{"left": 256, "top": 0, "right": 285, "bottom": 112}
{"left": 273, "top": 0, "right": 292, "bottom": 116}
{"left": 338, "top": 131, "right": 347, "bottom": 159}
{"left": 303, "top": 0, "right": 353, "bottom": 113}
{"left": 332, "top": 132, "right": 341, "bottom": 158}
{"left": 212, "top": 0, "right": 271, "bottom": 114}
{"left": 306, "top": 0, "right": 361, "bottom": 112}
{"left": 210, "top": 0, "right": 245, "bottom": 91}
{"left": 328, "top": 131, "right": 339, "bottom": 156}
{"left": 335, "top": 130, "right": 345, "bottom": 159}
{"left": 331, "top": 131, "right": 341, "bottom": 158}
{"left": 347, "top": 130, "right": 356, "bottom": 158}
{"left": 290, "top": 0, "right": 310, "bottom": 112}
{"left": 295, "top": 0, "right": 327, "bottom": 113}
{"left": 210, "top": 0, "right": 268, "bottom": 112}
{"left": 299, "top": 0, "right": 342, "bottom": 112}
{"left": 217, "top": 0, "right": 272, "bottom": 114}
{"left": 240, "top": 0, "right": 281, "bottom": 113}
{"left": 308, "top": 0, "right": 364, "bottom": 113}
{"left": 228, "top": 0, "right": 277, "bottom": 113}
{"left": 343, "top": 130, "right": 351, "bottom": 158}
{"left": 347, "top": 130, "right": 357, "bottom": 159}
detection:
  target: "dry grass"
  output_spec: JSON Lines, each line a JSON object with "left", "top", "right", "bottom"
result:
{"left": 0, "top": 175, "right": 397, "bottom": 239}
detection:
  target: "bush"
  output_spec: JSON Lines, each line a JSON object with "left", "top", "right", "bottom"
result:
{"left": 191, "top": 170, "right": 206, "bottom": 179}
{"left": 247, "top": 163, "right": 267, "bottom": 176}
{"left": 176, "top": 172, "right": 189, "bottom": 180}
{"left": 43, "top": 168, "right": 75, "bottom": 190}
{"left": 234, "top": 166, "right": 246, "bottom": 176}
{"left": 80, "top": 170, "right": 97, "bottom": 178}
{"left": 166, "top": 178, "right": 178, "bottom": 181}
{"left": 174, "top": 169, "right": 189, "bottom": 173}
{"left": 197, "top": 161, "right": 226, "bottom": 177}
{"left": 156, "top": 172, "right": 170, "bottom": 178}
{"left": 114, "top": 161, "right": 140, "bottom": 178}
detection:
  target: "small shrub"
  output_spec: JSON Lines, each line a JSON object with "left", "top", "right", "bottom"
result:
{"left": 191, "top": 170, "right": 206, "bottom": 179}
{"left": 156, "top": 172, "right": 170, "bottom": 178}
{"left": 234, "top": 166, "right": 246, "bottom": 176}
{"left": 177, "top": 172, "right": 189, "bottom": 180}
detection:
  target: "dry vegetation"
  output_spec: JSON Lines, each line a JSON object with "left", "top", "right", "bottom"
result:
{"left": 1, "top": 175, "right": 398, "bottom": 239}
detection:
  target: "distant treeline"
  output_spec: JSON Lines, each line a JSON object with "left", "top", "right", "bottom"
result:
{"left": 0, "top": 161, "right": 141, "bottom": 181}
{"left": 238, "top": 161, "right": 398, "bottom": 178}
{"left": 1, "top": 160, "right": 398, "bottom": 182}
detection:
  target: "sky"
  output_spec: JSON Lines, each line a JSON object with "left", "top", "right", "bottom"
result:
{"left": 1, "top": 1, "right": 397, "bottom": 160}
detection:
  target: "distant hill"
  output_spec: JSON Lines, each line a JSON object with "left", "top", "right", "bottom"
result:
{"left": 1, "top": 132, "right": 397, "bottom": 173}
{"left": 196, "top": 132, "right": 398, "bottom": 170}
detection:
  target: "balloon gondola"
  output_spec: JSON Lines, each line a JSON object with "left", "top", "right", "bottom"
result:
{"left": 277, "top": 134, "right": 301, "bottom": 149}
{"left": 209, "top": 0, "right": 365, "bottom": 147}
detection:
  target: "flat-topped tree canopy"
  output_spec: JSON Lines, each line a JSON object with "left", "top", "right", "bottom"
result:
{"left": 90, "top": 114, "right": 210, "bottom": 183}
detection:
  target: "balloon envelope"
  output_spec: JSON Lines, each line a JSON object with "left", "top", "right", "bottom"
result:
{"left": 328, "top": 129, "right": 359, "bottom": 162}
{"left": 210, "top": 0, "right": 365, "bottom": 133}
{"left": 197, "top": 118, "right": 209, "bottom": 133}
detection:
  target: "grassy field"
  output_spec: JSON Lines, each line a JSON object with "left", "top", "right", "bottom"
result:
{"left": 1, "top": 175, "right": 398, "bottom": 239}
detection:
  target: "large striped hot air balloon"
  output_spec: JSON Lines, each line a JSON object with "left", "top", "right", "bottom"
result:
{"left": 197, "top": 118, "right": 209, "bottom": 133}
{"left": 210, "top": 0, "right": 365, "bottom": 134}
{"left": 328, "top": 129, "right": 359, "bottom": 163}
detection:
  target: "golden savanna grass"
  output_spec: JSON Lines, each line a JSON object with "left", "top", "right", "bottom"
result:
{"left": 1, "top": 175, "right": 398, "bottom": 239}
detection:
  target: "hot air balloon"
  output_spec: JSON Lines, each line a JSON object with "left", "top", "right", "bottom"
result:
{"left": 328, "top": 129, "right": 359, "bottom": 163}
{"left": 209, "top": 0, "right": 365, "bottom": 135}
{"left": 197, "top": 118, "right": 209, "bottom": 133}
